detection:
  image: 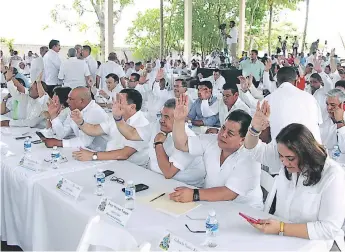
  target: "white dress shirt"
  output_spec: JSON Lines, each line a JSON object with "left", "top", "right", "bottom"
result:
{"left": 245, "top": 140, "right": 345, "bottom": 250}
{"left": 188, "top": 134, "right": 263, "bottom": 209}
{"left": 320, "top": 112, "right": 345, "bottom": 164}
{"left": 226, "top": 27, "right": 238, "bottom": 45}
{"left": 51, "top": 100, "right": 109, "bottom": 150}
{"left": 200, "top": 75, "right": 226, "bottom": 96}
{"left": 95, "top": 84, "right": 123, "bottom": 104}
{"left": 43, "top": 49, "right": 61, "bottom": 86}
{"left": 125, "top": 68, "right": 133, "bottom": 78}
{"left": 40, "top": 108, "right": 71, "bottom": 139}
{"left": 147, "top": 122, "right": 206, "bottom": 187}
{"left": 100, "top": 111, "right": 151, "bottom": 167}
{"left": 262, "top": 71, "right": 277, "bottom": 94}
{"left": 30, "top": 56, "right": 44, "bottom": 83}
{"left": 97, "top": 61, "right": 125, "bottom": 90}
{"left": 84, "top": 55, "right": 98, "bottom": 82}
{"left": 7, "top": 80, "right": 49, "bottom": 127}
{"left": 58, "top": 57, "right": 90, "bottom": 88}
{"left": 264, "top": 82, "right": 323, "bottom": 144}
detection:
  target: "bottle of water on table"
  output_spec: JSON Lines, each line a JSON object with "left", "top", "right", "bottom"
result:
{"left": 24, "top": 137, "right": 32, "bottom": 157}
{"left": 205, "top": 209, "right": 218, "bottom": 248}
{"left": 51, "top": 146, "right": 60, "bottom": 169}
{"left": 125, "top": 180, "right": 135, "bottom": 210}
{"left": 95, "top": 169, "right": 105, "bottom": 196}
{"left": 331, "top": 145, "right": 341, "bottom": 161}
{"left": 188, "top": 120, "right": 193, "bottom": 130}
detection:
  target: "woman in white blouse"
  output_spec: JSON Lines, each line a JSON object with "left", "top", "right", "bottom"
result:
{"left": 244, "top": 101, "right": 345, "bottom": 251}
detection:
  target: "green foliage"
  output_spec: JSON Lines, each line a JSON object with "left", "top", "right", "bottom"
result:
{"left": 0, "top": 38, "right": 15, "bottom": 51}
{"left": 84, "top": 40, "right": 101, "bottom": 58}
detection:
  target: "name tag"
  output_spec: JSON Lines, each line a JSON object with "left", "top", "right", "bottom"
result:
{"left": 19, "top": 156, "right": 41, "bottom": 171}
{"left": 56, "top": 177, "right": 83, "bottom": 200}
{"left": 96, "top": 197, "right": 132, "bottom": 227}
{"left": 159, "top": 232, "right": 200, "bottom": 251}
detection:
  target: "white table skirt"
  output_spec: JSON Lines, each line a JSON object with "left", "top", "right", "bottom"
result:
{"left": 0, "top": 126, "right": 115, "bottom": 250}
{"left": 31, "top": 161, "right": 327, "bottom": 251}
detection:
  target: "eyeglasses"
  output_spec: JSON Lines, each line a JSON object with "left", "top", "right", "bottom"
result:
{"left": 185, "top": 224, "right": 206, "bottom": 233}
{"left": 128, "top": 80, "right": 136, "bottom": 83}
{"left": 110, "top": 176, "right": 125, "bottom": 184}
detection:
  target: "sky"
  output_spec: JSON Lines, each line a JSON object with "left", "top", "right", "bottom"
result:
{"left": 0, "top": 0, "right": 344, "bottom": 56}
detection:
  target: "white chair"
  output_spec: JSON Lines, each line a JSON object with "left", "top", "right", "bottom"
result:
{"left": 77, "top": 215, "right": 151, "bottom": 252}
{"left": 260, "top": 169, "right": 278, "bottom": 213}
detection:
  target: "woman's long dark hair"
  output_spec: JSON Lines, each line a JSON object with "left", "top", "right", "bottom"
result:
{"left": 276, "top": 123, "right": 327, "bottom": 186}
{"left": 53, "top": 86, "right": 72, "bottom": 108}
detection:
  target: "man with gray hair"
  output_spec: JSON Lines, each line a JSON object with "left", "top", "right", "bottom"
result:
{"left": 30, "top": 46, "right": 48, "bottom": 82}
{"left": 74, "top": 44, "right": 83, "bottom": 59}
{"left": 58, "top": 48, "right": 92, "bottom": 89}
{"left": 112, "top": 98, "right": 206, "bottom": 187}
{"left": 320, "top": 88, "right": 345, "bottom": 163}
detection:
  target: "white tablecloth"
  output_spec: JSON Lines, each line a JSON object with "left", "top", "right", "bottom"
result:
{"left": 31, "top": 161, "right": 326, "bottom": 251}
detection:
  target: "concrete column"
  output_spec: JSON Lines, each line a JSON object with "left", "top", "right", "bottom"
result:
{"left": 238, "top": 0, "right": 246, "bottom": 54}
{"left": 105, "top": 0, "right": 114, "bottom": 57}
{"left": 184, "top": 0, "right": 192, "bottom": 64}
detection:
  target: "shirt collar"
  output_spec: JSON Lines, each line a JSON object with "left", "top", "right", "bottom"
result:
{"left": 81, "top": 100, "right": 95, "bottom": 114}
{"left": 126, "top": 111, "right": 142, "bottom": 125}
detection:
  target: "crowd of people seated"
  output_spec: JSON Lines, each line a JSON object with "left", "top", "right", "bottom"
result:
{"left": 1, "top": 38, "right": 345, "bottom": 251}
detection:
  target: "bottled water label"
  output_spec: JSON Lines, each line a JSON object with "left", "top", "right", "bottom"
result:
{"left": 206, "top": 222, "right": 219, "bottom": 232}
{"left": 125, "top": 188, "right": 134, "bottom": 197}
{"left": 97, "top": 176, "right": 105, "bottom": 184}
{"left": 24, "top": 142, "right": 31, "bottom": 149}
{"left": 332, "top": 145, "right": 341, "bottom": 160}
{"left": 188, "top": 121, "right": 193, "bottom": 129}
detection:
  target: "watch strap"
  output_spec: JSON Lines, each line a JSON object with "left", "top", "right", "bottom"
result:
{"left": 336, "top": 120, "right": 345, "bottom": 124}
{"left": 154, "top": 141, "right": 163, "bottom": 147}
{"left": 279, "top": 221, "right": 284, "bottom": 236}
{"left": 193, "top": 189, "right": 200, "bottom": 201}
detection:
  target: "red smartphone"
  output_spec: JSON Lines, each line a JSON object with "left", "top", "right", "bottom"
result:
{"left": 239, "top": 212, "right": 260, "bottom": 224}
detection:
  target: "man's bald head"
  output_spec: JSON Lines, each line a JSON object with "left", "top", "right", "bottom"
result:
{"left": 67, "top": 87, "right": 92, "bottom": 111}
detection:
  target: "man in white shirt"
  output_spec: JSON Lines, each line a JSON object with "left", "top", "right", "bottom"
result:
{"left": 95, "top": 73, "right": 123, "bottom": 105}
{"left": 226, "top": 21, "right": 238, "bottom": 61}
{"left": 264, "top": 67, "right": 323, "bottom": 147}
{"left": 124, "top": 62, "right": 133, "bottom": 78}
{"left": 42, "top": 87, "right": 109, "bottom": 151}
{"left": 71, "top": 89, "right": 151, "bottom": 167}
{"left": 1, "top": 68, "right": 49, "bottom": 128}
{"left": 43, "top": 39, "right": 62, "bottom": 96}
{"left": 74, "top": 44, "right": 83, "bottom": 59}
{"left": 170, "top": 95, "right": 263, "bottom": 209}
{"left": 96, "top": 52, "right": 126, "bottom": 90}
{"left": 197, "top": 69, "right": 226, "bottom": 96}
{"left": 30, "top": 46, "right": 48, "bottom": 83}
{"left": 292, "top": 36, "right": 299, "bottom": 56}
{"left": 82, "top": 45, "right": 98, "bottom": 83}
{"left": 132, "top": 62, "right": 143, "bottom": 76}
{"left": 113, "top": 98, "right": 206, "bottom": 187}
{"left": 128, "top": 73, "right": 147, "bottom": 103}
{"left": 58, "top": 48, "right": 91, "bottom": 89}
{"left": 320, "top": 89, "right": 345, "bottom": 164}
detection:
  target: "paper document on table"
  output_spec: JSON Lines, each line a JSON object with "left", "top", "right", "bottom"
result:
{"left": 138, "top": 193, "right": 201, "bottom": 217}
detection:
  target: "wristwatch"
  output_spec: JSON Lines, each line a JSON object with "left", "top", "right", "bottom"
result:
{"left": 153, "top": 142, "right": 163, "bottom": 148}
{"left": 279, "top": 221, "right": 285, "bottom": 236}
{"left": 92, "top": 152, "right": 98, "bottom": 160}
{"left": 193, "top": 189, "right": 200, "bottom": 201}
{"left": 336, "top": 120, "right": 345, "bottom": 124}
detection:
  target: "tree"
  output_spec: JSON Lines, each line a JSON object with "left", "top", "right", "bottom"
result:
{"left": 267, "top": 0, "right": 302, "bottom": 55}
{"left": 301, "top": 0, "right": 310, "bottom": 52}
{"left": 50, "top": 0, "right": 133, "bottom": 61}
{"left": 0, "top": 38, "right": 15, "bottom": 52}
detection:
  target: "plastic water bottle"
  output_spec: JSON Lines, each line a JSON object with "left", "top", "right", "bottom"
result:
{"left": 188, "top": 120, "right": 193, "bottom": 130}
{"left": 24, "top": 137, "right": 32, "bottom": 156}
{"left": 95, "top": 169, "right": 105, "bottom": 196}
{"left": 51, "top": 146, "right": 60, "bottom": 169}
{"left": 125, "top": 180, "right": 135, "bottom": 210}
{"left": 156, "top": 112, "right": 162, "bottom": 120}
{"left": 205, "top": 210, "right": 218, "bottom": 248}
{"left": 331, "top": 145, "right": 341, "bottom": 161}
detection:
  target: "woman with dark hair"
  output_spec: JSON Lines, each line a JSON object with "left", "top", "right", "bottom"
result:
{"left": 244, "top": 101, "right": 345, "bottom": 251}
{"left": 41, "top": 86, "right": 71, "bottom": 136}
{"left": 263, "top": 59, "right": 280, "bottom": 94}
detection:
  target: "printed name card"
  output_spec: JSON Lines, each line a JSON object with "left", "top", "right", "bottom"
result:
{"left": 19, "top": 156, "right": 41, "bottom": 171}
{"left": 56, "top": 177, "right": 83, "bottom": 200}
{"left": 96, "top": 197, "right": 132, "bottom": 227}
{"left": 159, "top": 232, "right": 200, "bottom": 251}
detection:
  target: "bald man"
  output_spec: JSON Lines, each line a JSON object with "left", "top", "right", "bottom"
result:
{"left": 43, "top": 86, "right": 109, "bottom": 150}
{"left": 58, "top": 48, "right": 91, "bottom": 89}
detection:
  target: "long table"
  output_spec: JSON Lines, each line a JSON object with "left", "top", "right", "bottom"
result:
{"left": 1, "top": 126, "right": 327, "bottom": 251}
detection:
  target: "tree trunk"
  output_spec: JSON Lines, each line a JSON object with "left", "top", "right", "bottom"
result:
{"left": 268, "top": 3, "right": 273, "bottom": 55}
{"left": 99, "top": 22, "right": 106, "bottom": 62}
{"left": 248, "top": 0, "right": 260, "bottom": 51}
{"left": 301, "top": 0, "right": 309, "bottom": 53}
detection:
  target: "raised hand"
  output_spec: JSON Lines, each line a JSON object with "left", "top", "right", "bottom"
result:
{"left": 265, "top": 59, "right": 272, "bottom": 71}
{"left": 330, "top": 48, "right": 335, "bottom": 58}
{"left": 70, "top": 109, "right": 83, "bottom": 125}
{"left": 294, "top": 57, "right": 300, "bottom": 66}
{"left": 155, "top": 68, "right": 164, "bottom": 82}
{"left": 99, "top": 90, "right": 109, "bottom": 99}
{"left": 238, "top": 76, "right": 248, "bottom": 91}
{"left": 248, "top": 75, "right": 253, "bottom": 88}
{"left": 5, "top": 67, "right": 14, "bottom": 82}
{"left": 251, "top": 101, "right": 270, "bottom": 132}
{"left": 112, "top": 93, "right": 125, "bottom": 119}
{"left": 313, "top": 58, "right": 322, "bottom": 73}
{"left": 174, "top": 94, "right": 189, "bottom": 121}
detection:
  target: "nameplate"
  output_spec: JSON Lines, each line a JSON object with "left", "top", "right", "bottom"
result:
{"left": 56, "top": 177, "right": 83, "bottom": 200}
{"left": 19, "top": 156, "right": 41, "bottom": 171}
{"left": 96, "top": 197, "right": 132, "bottom": 227}
{"left": 159, "top": 232, "right": 200, "bottom": 251}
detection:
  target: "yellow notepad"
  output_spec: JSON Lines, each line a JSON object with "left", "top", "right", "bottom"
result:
{"left": 138, "top": 193, "right": 201, "bottom": 217}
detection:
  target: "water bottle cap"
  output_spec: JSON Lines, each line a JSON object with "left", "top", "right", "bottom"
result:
{"left": 25, "top": 137, "right": 30, "bottom": 140}
{"left": 127, "top": 180, "right": 134, "bottom": 185}
{"left": 209, "top": 210, "right": 216, "bottom": 216}
{"left": 188, "top": 120, "right": 191, "bottom": 123}
{"left": 53, "top": 146, "right": 57, "bottom": 150}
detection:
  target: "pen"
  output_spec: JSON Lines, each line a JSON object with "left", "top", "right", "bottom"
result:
{"left": 150, "top": 193, "right": 165, "bottom": 202}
